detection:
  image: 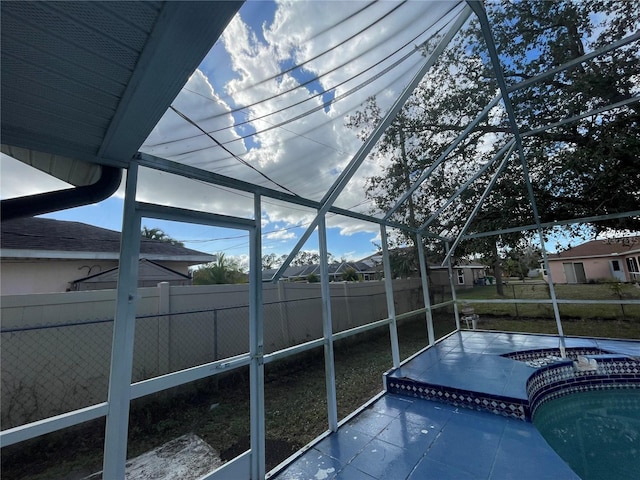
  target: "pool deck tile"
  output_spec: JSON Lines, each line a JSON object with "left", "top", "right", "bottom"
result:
{"left": 270, "top": 332, "right": 639, "bottom": 480}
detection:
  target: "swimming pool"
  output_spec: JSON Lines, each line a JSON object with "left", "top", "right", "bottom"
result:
{"left": 533, "top": 389, "right": 640, "bottom": 480}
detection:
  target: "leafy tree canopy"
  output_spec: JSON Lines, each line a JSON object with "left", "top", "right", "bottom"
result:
{"left": 347, "top": 0, "right": 639, "bottom": 294}
{"left": 193, "top": 253, "right": 246, "bottom": 285}
{"left": 262, "top": 251, "right": 336, "bottom": 269}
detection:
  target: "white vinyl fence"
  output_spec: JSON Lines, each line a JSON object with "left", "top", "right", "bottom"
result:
{"left": 1, "top": 279, "right": 425, "bottom": 428}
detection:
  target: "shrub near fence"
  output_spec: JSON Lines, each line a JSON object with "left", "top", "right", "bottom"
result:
{"left": 1, "top": 279, "right": 424, "bottom": 428}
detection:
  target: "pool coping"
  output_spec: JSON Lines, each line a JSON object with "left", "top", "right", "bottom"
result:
{"left": 386, "top": 331, "right": 640, "bottom": 420}
{"left": 269, "top": 331, "right": 640, "bottom": 480}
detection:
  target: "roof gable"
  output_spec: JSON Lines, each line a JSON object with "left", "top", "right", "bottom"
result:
{"left": 1, "top": 217, "right": 213, "bottom": 261}
{"left": 72, "top": 258, "right": 189, "bottom": 285}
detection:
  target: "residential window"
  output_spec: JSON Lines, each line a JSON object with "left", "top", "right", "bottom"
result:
{"left": 457, "top": 268, "right": 464, "bottom": 285}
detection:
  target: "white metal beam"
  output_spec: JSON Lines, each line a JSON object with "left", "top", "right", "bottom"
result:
{"left": 419, "top": 139, "right": 516, "bottom": 231}
{"left": 102, "top": 162, "right": 142, "bottom": 478}
{"left": 318, "top": 216, "right": 338, "bottom": 432}
{"left": 468, "top": 0, "right": 566, "bottom": 348}
{"left": 416, "top": 233, "right": 435, "bottom": 345}
{"left": 381, "top": 226, "right": 401, "bottom": 368}
{"left": 249, "top": 195, "right": 265, "bottom": 479}
{"left": 441, "top": 144, "right": 515, "bottom": 265}
{"left": 385, "top": 94, "right": 503, "bottom": 221}
{"left": 444, "top": 241, "right": 461, "bottom": 331}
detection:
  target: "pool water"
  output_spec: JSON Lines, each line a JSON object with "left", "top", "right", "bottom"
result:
{"left": 533, "top": 390, "right": 640, "bottom": 480}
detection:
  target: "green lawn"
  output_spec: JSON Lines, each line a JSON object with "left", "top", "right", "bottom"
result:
{"left": 455, "top": 281, "right": 640, "bottom": 320}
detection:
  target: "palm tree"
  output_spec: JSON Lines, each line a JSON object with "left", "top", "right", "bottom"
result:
{"left": 141, "top": 226, "right": 184, "bottom": 246}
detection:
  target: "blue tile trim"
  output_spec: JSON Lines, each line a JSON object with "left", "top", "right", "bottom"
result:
{"left": 527, "top": 355, "right": 640, "bottom": 418}
{"left": 386, "top": 377, "right": 528, "bottom": 420}
{"left": 386, "top": 350, "right": 640, "bottom": 422}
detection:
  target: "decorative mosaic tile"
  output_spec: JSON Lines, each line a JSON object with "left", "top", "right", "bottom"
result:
{"left": 502, "top": 347, "right": 611, "bottom": 364}
{"left": 387, "top": 352, "right": 640, "bottom": 423}
{"left": 527, "top": 355, "right": 640, "bottom": 418}
{"left": 386, "top": 377, "right": 528, "bottom": 421}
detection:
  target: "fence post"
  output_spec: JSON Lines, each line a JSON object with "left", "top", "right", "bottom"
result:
{"left": 343, "top": 282, "right": 352, "bottom": 328}
{"left": 277, "top": 281, "right": 291, "bottom": 346}
{"left": 157, "top": 282, "right": 171, "bottom": 374}
{"left": 213, "top": 309, "right": 219, "bottom": 361}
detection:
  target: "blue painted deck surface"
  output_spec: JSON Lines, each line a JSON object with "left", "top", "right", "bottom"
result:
{"left": 270, "top": 331, "right": 640, "bottom": 480}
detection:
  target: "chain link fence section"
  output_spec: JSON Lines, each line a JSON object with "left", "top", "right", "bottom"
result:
{"left": 133, "top": 306, "right": 251, "bottom": 382}
{"left": 1, "top": 318, "right": 113, "bottom": 429}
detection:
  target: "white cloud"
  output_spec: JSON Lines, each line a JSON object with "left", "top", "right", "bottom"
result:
{"left": 138, "top": 1, "right": 465, "bottom": 254}
{"left": 265, "top": 228, "right": 297, "bottom": 241}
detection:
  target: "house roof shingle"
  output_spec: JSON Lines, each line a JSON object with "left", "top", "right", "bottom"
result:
{"left": 549, "top": 236, "right": 640, "bottom": 260}
{"left": 1, "top": 217, "right": 213, "bottom": 262}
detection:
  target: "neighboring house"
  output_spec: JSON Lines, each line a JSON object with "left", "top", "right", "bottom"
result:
{"left": 358, "top": 252, "right": 486, "bottom": 288}
{"left": 262, "top": 261, "right": 378, "bottom": 282}
{"left": 432, "top": 260, "right": 487, "bottom": 287}
{"left": 1, "top": 217, "right": 214, "bottom": 294}
{"left": 542, "top": 236, "right": 640, "bottom": 284}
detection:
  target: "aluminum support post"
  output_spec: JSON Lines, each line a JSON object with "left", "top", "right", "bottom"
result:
{"left": 249, "top": 194, "right": 265, "bottom": 479}
{"left": 445, "top": 242, "right": 461, "bottom": 331}
{"left": 416, "top": 234, "right": 435, "bottom": 345}
{"left": 469, "top": 1, "right": 566, "bottom": 354}
{"left": 319, "top": 216, "right": 338, "bottom": 431}
{"left": 103, "top": 162, "right": 142, "bottom": 478}
{"left": 381, "top": 226, "right": 401, "bottom": 368}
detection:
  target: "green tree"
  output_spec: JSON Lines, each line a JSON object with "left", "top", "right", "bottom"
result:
{"left": 347, "top": 0, "right": 639, "bottom": 295}
{"left": 306, "top": 273, "right": 320, "bottom": 283}
{"left": 341, "top": 267, "right": 360, "bottom": 282}
{"left": 141, "top": 226, "right": 184, "bottom": 247}
{"left": 262, "top": 253, "right": 280, "bottom": 269}
{"left": 193, "top": 253, "right": 246, "bottom": 285}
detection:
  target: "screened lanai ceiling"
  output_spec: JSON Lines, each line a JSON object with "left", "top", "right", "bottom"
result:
{"left": 2, "top": 0, "right": 639, "bottom": 243}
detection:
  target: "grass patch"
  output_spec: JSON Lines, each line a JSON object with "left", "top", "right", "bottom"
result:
{"left": 475, "top": 316, "right": 640, "bottom": 339}
{"left": 456, "top": 282, "right": 640, "bottom": 319}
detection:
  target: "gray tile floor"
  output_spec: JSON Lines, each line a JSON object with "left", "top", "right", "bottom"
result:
{"left": 270, "top": 331, "right": 640, "bottom": 480}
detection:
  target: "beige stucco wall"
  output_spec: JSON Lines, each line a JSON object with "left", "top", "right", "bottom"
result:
{"left": 0, "top": 259, "right": 119, "bottom": 294}
{"left": 547, "top": 256, "right": 631, "bottom": 283}
{"left": 0, "top": 259, "right": 195, "bottom": 295}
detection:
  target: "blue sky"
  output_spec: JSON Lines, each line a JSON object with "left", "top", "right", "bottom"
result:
{"left": 2, "top": 1, "right": 594, "bottom": 266}
{"left": 2, "top": 0, "right": 409, "bottom": 266}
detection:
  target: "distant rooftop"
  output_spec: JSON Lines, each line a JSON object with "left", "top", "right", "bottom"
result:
{"left": 549, "top": 236, "right": 640, "bottom": 260}
{"left": 1, "top": 217, "right": 214, "bottom": 263}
